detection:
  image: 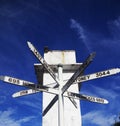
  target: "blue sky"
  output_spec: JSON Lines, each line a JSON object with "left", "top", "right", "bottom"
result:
{"left": 0, "top": 0, "right": 120, "bottom": 126}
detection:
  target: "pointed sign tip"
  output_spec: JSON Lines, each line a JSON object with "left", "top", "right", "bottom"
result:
{"left": 116, "top": 68, "right": 120, "bottom": 73}
{"left": 12, "top": 94, "right": 15, "bottom": 98}
{"left": 104, "top": 99, "right": 109, "bottom": 104}
{"left": 27, "top": 41, "right": 31, "bottom": 47}
{"left": 27, "top": 41, "right": 34, "bottom": 51}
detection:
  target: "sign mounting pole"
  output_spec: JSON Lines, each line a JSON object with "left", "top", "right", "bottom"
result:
{"left": 58, "top": 64, "right": 64, "bottom": 126}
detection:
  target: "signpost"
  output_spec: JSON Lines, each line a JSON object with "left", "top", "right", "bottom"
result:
{"left": 0, "top": 42, "right": 120, "bottom": 126}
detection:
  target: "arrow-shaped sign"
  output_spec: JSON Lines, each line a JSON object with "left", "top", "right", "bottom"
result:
{"left": 1, "top": 68, "right": 120, "bottom": 89}
{"left": 76, "top": 68, "right": 120, "bottom": 83}
{"left": 27, "top": 41, "right": 59, "bottom": 86}
{"left": 0, "top": 76, "right": 35, "bottom": 87}
{"left": 0, "top": 75, "right": 59, "bottom": 95}
{"left": 62, "top": 52, "right": 96, "bottom": 94}
{"left": 12, "top": 88, "right": 108, "bottom": 105}
{"left": 0, "top": 75, "right": 108, "bottom": 104}
{"left": 67, "top": 92, "right": 108, "bottom": 104}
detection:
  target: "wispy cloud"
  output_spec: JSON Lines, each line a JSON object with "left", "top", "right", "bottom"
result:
{"left": 81, "top": 83, "right": 120, "bottom": 114}
{"left": 90, "top": 85, "right": 118, "bottom": 99}
{"left": 108, "top": 16, "right": 120, "bottom": 40}
{"left": 0, "top": 108, "right": 34, "bottom": 126}
{"left": 81, "top": 84, "right": 118, "bottom": 100}
{"left": 70, "top": 19, "right": 86, "bottom": 41}
{"left": 82, "top": 110, "right": 116, "bottom": 126}
{"left": 70, "top": 17, "right": 120, "bottom": 54}
{"left": 19, "top": 99, "right": 41, "bottom": 111}
{"left": 70, "top": 19, "right": 92, "bottom": 52}
{"left": 99, "top": 16, "right": 120, "bottom": 52}
{"left": 17, "top": 94, "right": 42, "bottom": 114}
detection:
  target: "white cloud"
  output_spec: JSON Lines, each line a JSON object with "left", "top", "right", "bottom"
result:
{"left": 82, "top": 110, "right": 116, "bottom": 126}
{"left": 70, "top": 19, "right": 92, "bottom": 52}
{"left": 20, "top": 99, "right": 41, "bottom": 110}
{"left": 91, "top": 85, "right": 118, "bottom": 99}
{"left": 70, "top": 19, "right": 86, "bottom": 41}
{"left": 100, "top": 16, "right": 120, "bottom": 51}
{"left": 18, "top": 94, "right": 42, "bottom": 110}
{"left": 0, "top": 108, "right": 34, "bottom": 126}
{"left": 70, "top": 17, "right": 120, "bottom": 54}
{"left": 81, "top": 84, "right": 120, "bottom": 113}
{"left": 108, "top": 16, "right": 120, "bottom": 40}
{"left": 114, "top": 16, "right": 120, "bottom": 27}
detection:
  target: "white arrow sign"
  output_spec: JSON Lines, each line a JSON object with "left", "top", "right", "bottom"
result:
{"left": 62, "top": 52, "right": 96, "bottom": 94}
{"left": 68, "top": 92, "right": 108, "bottom": 104}
{"left": 12, "top": 89, "right": 108, "bottom": 104}
{"left": 27, "top": 41, "right": 59, "bottom": 86}
{"left": 1, "top": 68, "right": 120, "bottom": 88}
{"left": 0, "top": 76, "right": 34, "bottom": 87}
{"left": 76, "top": 68, "right": 120, "bottom": 83}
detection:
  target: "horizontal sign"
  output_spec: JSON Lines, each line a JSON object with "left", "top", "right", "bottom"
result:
{"left": 76, "top": 68, "right": 120, "bottom": 83}
{"left": 0, "top": 76, "right": 34, "bottom": 86}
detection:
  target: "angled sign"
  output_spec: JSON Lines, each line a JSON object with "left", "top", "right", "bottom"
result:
{"left": 27, "top": 42, "right": 59, "bottom": 86}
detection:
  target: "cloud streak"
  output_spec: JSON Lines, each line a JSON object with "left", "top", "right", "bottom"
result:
{"left": 0, "top": 108, "right": 34, "bottom": 126}
{"left": 82, "top": 110, "right": 116, "bottom": 126}
{"left": 108, "top": 16, "right": 120, "bottom": 40}
{"left": 81, "top": 83, "right": 118, "bottom": 99}
{"left": 70, "top": 19, "right": 92, "bottom": 52}
{"left": 81, "top": 82, "right": 120, "bottom": 122}
{"left": 70, "top": 19, "right": 86, "bottom": 41}
{"left": 90, "top": 85, "right": 118, "bottom": 99}
{"left": 70, "top": 16, "right": 120, "bottom": 55}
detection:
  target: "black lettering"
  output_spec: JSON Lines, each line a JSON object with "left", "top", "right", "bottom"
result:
{"left": 88, "top": 97, "right": 95, "bottom": 102}
{"left": 96, "top": 70, "right": 111, "bottom": 78}
{"left": 107, "top": 70, "right": 110, "bottom": 75}
{"left": 13, "top": 79, "right": 16, "bottom": 83}
{"left": 77, "top": 76, "right": 86, "bottom": 81}
{"left": 34, "top": 49, "right": 42, "bottom": 61}
{"left": 8, "top": 77, "right": 12, "bottom": 82}
{"left": 81, "top": 76, "right": 86, "bottom": 80}
{"left": 96, "top": 98, "right": 104, "bottom": 103}
{"left": 86, "top": 75, "right": 90, "bottom": 80}
{"left": 20, "top": 90, "right": 28, "bottom": 95}
{"left": 8, "top": 78, "right": 20, "bottom": 84}
{"left": 102, "top": 71, "right": 106, "bottom": 76}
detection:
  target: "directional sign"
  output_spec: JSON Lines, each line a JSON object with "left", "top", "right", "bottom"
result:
{"left": 1, "top": 68, "right": 119, "bottom": 99}
{"left": 68, "top": 92, "right": 108, "bottom": 104}
{"left": 42, "top": 52, "right": 96, "bottom": 116}
{"left": 62, "top": 52, "right": 96, "bottom": 94}
{"left": 1, "top": 68, "right": 118, "bottom": 104}
{"left": 27, "top": 42, "right": 59, "bottom": 86}
{"left": 0, "top": 76, "right": 35, "bottom": 87}
{"left": 13, "top": 88, "right": 108, "bottom": 104}
{"left": 12, "top": 89, "right": 39, "bottom": 98}
{"left": 1, "top": 68, "right": 120, "bottom": 91}
{"left": 12, "top": 88, "right": 59, "bottom": 98}
{"left": 76, "top": 68, "right": 120, "bottom": 83}
{"left": 0, "top": 76, "right": 60, "bottom": 96}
